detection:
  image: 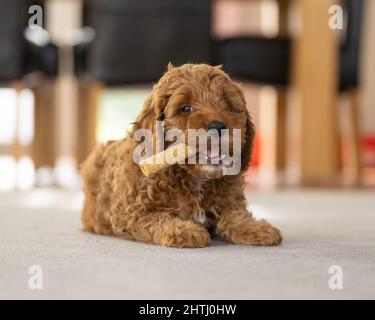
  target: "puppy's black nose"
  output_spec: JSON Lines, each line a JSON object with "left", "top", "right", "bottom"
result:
{"left": 208, "top": 121, "right": 226, "bottom": 136}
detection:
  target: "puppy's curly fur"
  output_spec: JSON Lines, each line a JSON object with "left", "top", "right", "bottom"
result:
{"left": 81, "top": 64, "right": 282, "bottom": 248}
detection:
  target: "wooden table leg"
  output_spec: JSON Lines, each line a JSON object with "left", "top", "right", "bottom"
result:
{"left": 290, "top": 0, "right": 340, "bottom": 183}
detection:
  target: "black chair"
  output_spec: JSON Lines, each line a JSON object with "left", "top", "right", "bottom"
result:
{"left": 215, "top": 37, "right": 290, "bottom": 87}
{"left": 216, "top": 0, "right": 365, "bottom": 178}
{"left": 0, "top": 0, "right": 27, "bottom": 84}
{"left": 0, "top": 0, "right": 58, "bottom": 169}
{"left": 0, "top": 0, "right": 58, "bottom": 84}
{"left": 84, "top": 0, "right": 212, "bottom": 84}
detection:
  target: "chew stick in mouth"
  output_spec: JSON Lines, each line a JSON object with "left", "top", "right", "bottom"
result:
{"left": 139, "top": 143, "right": 196, "bottom": 177}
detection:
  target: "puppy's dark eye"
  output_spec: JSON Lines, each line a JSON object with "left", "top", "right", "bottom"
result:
{"left": 181, "top": 105, "right": 194, "bottom": 114}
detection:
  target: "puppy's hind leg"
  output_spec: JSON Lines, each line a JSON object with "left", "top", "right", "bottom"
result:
{"left": 110, "top": 212, "right": 211, "bottom": 248}
{"left": 81, "top": 144, "right": 113, "bottom": 235}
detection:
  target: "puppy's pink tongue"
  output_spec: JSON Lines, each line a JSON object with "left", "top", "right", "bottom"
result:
{"left": 207, "top": 147, "right": 220, "bottom": 159}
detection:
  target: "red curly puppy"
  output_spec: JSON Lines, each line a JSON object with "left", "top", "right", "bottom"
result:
{"left": 81, "top": 64, "right": 282, "bottom": 248}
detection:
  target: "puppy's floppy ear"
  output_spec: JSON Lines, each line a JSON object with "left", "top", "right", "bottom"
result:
{"left": 225, "top": 81, "right": 256, "bottom": 172}
{"left": 241, "top": 111, "right": 256, "bottom": 172}
{"left": 130, "top": 89, "right": 166, "bottom": 135}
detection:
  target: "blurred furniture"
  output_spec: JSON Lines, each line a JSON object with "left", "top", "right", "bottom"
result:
{"left": 76, "top": 0, "right": 212, "bottom": 163}
{"left": 0, "top": 1, "right": 26, "bottom": 84}
{"left": 77, "top": 0, "right": 364, "bottom": 184}
{"left": 0, "top": 0, "right": 58, "bottom": 171}
{"left": 217, "top": 0, "right": 364, "bottom": 183}
{"left": 86, "top": 0, "right": 212, "bottom": 84}
{"left": 0, "top": 0, "right": 26, "bottom": 163}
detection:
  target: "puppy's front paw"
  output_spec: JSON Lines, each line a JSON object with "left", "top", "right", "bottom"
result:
{"left": 218, "top": 218, "right": 283, "bottom": 246}
{"left": 158, "top": 220, "right": 211, "bottom": 248}
{"left": 249, "top": 220, "right": 283, "bottom": 246}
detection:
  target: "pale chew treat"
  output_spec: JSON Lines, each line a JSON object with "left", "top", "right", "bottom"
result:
{"left": 139, "top": 143, "right": 196, "bottom": 177}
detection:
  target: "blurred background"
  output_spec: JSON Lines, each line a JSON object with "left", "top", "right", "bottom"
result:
{"left": 0, "top": 0, "right": 375, "bottom": 191}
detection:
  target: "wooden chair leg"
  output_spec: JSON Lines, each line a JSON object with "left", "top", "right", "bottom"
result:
{"left": 276, "top": 90, "right": 287, "bottom": 172}
{"left": 278, "top": 0, "right": 289, "bottom": 36}
{"left": 347, "top": 89, "right": 363, "bottom": 183}
{"left": 258, "top": 87, "right": 287, "bottom": 185}
{"left": 11, "top": 82, "right": 23, "bottom": 162}
{"left": 275, "top": 1, "right": 289, "bottom": 176}
{"left": 77, "top": 82, "right": 103, "bottom": 165}
{"left": 32, "top": 81, "right": 56, "bottom": 169}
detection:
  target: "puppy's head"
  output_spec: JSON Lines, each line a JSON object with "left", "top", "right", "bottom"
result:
{"left": 131, "top": 63, "right": 255, "bottom": 179}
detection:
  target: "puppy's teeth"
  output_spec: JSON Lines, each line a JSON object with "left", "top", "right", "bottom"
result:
{"left": 222, "top": 156, "right": 232, "bottom": 165}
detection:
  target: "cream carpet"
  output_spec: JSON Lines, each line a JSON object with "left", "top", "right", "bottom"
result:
{"left": 0, "top": 188, "right": 374, "bottom": 300}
